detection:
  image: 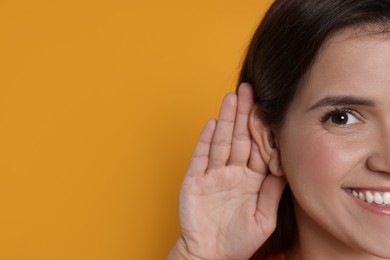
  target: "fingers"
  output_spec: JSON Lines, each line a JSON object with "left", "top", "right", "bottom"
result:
{"left": 228, "top": 83, "right": 255, "bottom": 166}
{"left": 187, "top": 119, "right": 216, "bottom": 177}
{"left": 191, "top": 82, "right": 265, "bottom": 173}
{"left": 255, "top": 175, "right": 287, "bottom": 232}
{"left": 208, "top": 93, "right": 237, "bottom": 169}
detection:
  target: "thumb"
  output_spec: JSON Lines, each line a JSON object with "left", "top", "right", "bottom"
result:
{"left": 255, "top": 175, "right": 287, "bottom": 234}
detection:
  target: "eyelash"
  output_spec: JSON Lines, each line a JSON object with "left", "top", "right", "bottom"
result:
{"left": 320, "top": 108, "right": 359, "bottom": 125}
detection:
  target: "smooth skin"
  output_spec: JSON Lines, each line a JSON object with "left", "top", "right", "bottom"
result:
{"left": 278, "top": 30, "right": 390, "bottom": 260}
{"left": 167, "top": 83, "right": 286, "bottom": 260}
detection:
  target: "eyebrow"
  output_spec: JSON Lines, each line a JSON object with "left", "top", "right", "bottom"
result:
{"left": 308, "top": 95, "right": 375, "bottom": 111}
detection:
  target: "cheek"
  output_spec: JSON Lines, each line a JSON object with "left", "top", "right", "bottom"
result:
{"left": 280, "top": 128, "right": 357, "bottom": 192}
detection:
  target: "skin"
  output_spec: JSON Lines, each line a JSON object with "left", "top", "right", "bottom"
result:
{"left": 167, "top": 84, "right": 286, "bottom": 260}
{"left": 168, "top": 28, "right": 390, "bottom": 260}
{"left": 278, "top": 29, "right": 390, "bottom": 260}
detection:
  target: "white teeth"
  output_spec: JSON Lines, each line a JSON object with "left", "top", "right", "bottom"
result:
{"left": 350, "top": 189, "right": 390, "bottom": 205}
{"left": 384, "top": 192, "right": 390, "bottom": 205}
{"left": 365, "top": 191, "right": 374, "bottom": 203}
{"left": 374, "top": 192, "right": 383, "bottom": 205}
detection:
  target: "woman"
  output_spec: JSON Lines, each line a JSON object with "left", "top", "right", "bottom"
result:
{"left": 168, "top": 0, "right": 390, "bottom": 259}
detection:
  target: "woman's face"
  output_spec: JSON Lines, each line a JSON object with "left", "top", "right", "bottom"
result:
{"left": 278, "top": 28, "right": 390, "bottom": 257}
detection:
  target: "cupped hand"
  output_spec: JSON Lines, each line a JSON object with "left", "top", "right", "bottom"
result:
{"left": 172, "top": 83, "right": 286, "bottom": 260}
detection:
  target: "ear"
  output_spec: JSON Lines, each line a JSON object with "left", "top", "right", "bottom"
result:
{"left": 248, "top": 104, "right": 284, "bottom": 176}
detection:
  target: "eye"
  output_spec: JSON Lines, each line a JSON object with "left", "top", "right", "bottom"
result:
{"left": 321, "top": 109, "right": 360, "bottom": 126}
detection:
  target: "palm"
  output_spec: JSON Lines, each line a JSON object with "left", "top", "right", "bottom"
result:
{"left": 181, "top": 166, "right": 265, "bottom": 259}
{"left": 179, "top": 84, "right": 286, "bottom": 260}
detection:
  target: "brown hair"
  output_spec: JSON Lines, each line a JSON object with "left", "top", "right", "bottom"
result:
{"left": 237, "top": 0, "right": 390, "bottom": 259}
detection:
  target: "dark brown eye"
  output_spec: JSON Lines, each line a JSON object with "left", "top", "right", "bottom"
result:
{"left": 330, "top": 112, "right": 349, "bottom": 124}
{"left": 321, "top": 109, "right": 359, "bottom": 125}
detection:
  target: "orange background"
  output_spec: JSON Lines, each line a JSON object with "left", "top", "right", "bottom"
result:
{"left": 0, "top": 1, "right": 272, "bottom": 259}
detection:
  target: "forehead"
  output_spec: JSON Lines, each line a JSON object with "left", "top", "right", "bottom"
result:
{"left": 319, "top": 27, "right": 390, "bottom": 70}
{"left": 293, "top": 28, "right": 390, "bottom": 106}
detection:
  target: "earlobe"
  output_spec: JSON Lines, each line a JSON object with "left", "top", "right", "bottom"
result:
{"left": 248, "top": 105, "right": 284, "bottom": 176}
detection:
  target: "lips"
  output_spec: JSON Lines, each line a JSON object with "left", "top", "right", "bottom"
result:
{"left": 346, "top": 188, "right": 390, "bottom": 205}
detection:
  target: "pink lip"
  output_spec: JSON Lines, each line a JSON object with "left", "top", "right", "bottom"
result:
{"left": 346, "top": 186, "right": 390, "bottom": 192}
{"left": 345, "top": 190, "right": 390, "bottom": 216}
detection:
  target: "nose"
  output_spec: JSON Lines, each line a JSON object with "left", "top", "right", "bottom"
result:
{"left": 366, "top": 132, "right": 390, "bottom": 174}
{"left": 366, "top": 125, "right": 390, "bottom": 174}
{"left": 366, "top": 152, "right": 390, "bottom": 174}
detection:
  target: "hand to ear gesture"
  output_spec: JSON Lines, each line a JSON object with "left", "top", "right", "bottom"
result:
{"left": 168, "top": 83, "right": 287, "bottom": 260}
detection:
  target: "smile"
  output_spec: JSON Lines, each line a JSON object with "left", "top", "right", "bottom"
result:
{"left": 346, "top": 188, "right": 390, "bottom": 205}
